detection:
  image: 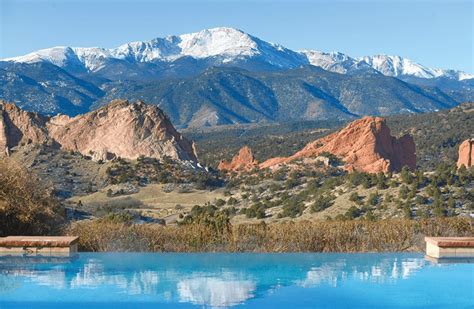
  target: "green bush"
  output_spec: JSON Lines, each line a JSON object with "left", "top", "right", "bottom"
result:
{"left": 345, "top": 206, "right": 362, "bottom": 219}
{"left": 280, "top": 199, "right": 306, "bottom": 218}
{"left": 367, "top": 192, "right": 380, "bottom": 206}
{"left": 399, "top": 185, "right": 409, "bottom": 200}
{"left": 311, "top": 195, "right": 334, "bottom": 212}
{"left": 215, "top": 199, "right": 226, "bottom": 207}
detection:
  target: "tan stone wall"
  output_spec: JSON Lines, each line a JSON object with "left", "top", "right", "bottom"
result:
{"left": 426, "top": 241, "right": 474, "bottom": 258}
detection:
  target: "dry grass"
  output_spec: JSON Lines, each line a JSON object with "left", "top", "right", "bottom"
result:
{"left": 69, "top": 184, "right": 225, "bottom": 209}
{"left": 68, "top": 184, "right": 227, "bottom": 222}
{"left": 0, "top": 158, "right": 65, "bottom": 236}
{"left": 66, "top": 217, "right": 473, "bottom": 252}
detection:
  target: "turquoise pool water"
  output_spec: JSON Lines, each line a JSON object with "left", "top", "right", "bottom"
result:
{"left": 0, "top": 253, "right": 473, "bottom": 308}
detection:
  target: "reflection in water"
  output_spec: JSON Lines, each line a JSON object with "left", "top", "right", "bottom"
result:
{"left": 296, "top": 261, "right": 346, "bottom": 288}
{"left": 178, "top": 275, "right": 256, "bottom": 307}
{"left": 0, "top": 254, "right": 447, "bottom": 308}
{"left": 70, "top": 260, "right": 128, "bottom": 290}
{"left": 296, "top": 258, "right": 424, "bottom": 288}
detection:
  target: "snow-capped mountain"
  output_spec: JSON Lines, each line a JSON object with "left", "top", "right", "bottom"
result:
{"left": 2, "top": 27, "right": 472, "bottom": 81}
{"left": 360, "top": 55, "right": 473, "bottom": 81}
{"left": 300, "top": 50, "right": 374, "bottom": 75}
{"left": 4, "top": 27, "right": 307, "bottom": 73}
{"left": 301, "top": 51, "right": 473, "bottom": 81}
{"left": 1, "top": 26, "right": 472, "bottom": 126}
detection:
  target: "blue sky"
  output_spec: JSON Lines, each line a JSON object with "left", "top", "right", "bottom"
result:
{"left": 1, "top": 0, "right": 472, "bottom": 73}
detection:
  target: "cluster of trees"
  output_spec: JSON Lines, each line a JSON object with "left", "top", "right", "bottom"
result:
{"left": 223, "top": 159, "right": 473, "bottom": 222}
{"left": 228, "top": 167, "right": 342, "bottom": 219}
{"left": 106, "top": 155, "right": 223, "bottom": 189}
{"left": 342, "top": 164, "right": 474, "bottom": 220}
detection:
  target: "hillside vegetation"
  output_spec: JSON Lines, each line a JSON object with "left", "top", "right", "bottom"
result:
{"left": 387, "top": 103, "right": 474, "bottom": 169}
{"left": 1, "top": 103, "right": 473, "bottom": 252}
{"left": 187, "top": 103, "right": 474, "bottom": 170}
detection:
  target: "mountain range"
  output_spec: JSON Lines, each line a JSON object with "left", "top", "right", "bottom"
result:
{"left": 4, "top": 27, "right": 473, "bottom": 81}
{"left": 1, "top": 27, "right": 473, "bottom": 126}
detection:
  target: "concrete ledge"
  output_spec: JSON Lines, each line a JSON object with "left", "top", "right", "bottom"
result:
{"left": 0, "top": 236, "right": 79, "bottom": 255}
{"left": 0, "top": 254, "right": 79, "bottom": 264}
{"left": 425, "top": 255, "right": 474, "bottom": 264}
{"left": 425, "top": 237, "right": 474, "bottom": 258}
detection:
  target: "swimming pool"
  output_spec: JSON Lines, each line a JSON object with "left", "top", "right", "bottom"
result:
{"left": 0, "top": 253, "right": 473, "bottom": 308}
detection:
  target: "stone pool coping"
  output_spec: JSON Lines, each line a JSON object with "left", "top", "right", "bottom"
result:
{"left": 425, "top": 237, "right": 474, "bottom": 258}
{"left": 0, "top": 236, "right": 79, "bottom": 255}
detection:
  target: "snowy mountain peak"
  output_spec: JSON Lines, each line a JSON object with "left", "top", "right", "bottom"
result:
{"left": 302, "top": 50, "right": 352, "bottom": 62}
{"left": 2, "top": 27, "right": 472, "bottom": 81}
{"left": 4, "top": 46, "right": 79, "bottom": 67}
{"left": 300, "top": 50, "right": 373, "bottom": 75}
{"left": 4, "top": 27, "right": 303, "bottom": 71}
{"left": 109, "top": 27, "right": 260, "bottom": 63}
{"left": 360, "top": 54, "right": 474, "bottom": 80}
{"left": 360, "top": 54, "right": 437, "bottom": 79}
{"left": 176, "top": 27, "right": 259, "bottom": 59}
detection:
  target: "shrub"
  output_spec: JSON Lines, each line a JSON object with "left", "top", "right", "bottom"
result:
{"left": 345, "top": 206, "right": 362, "bottom": 219}
{"left": 349, "top": 192, "right": 361, "bottom": 204}
{"left": 433, "top": 203, "right": 447, "bottom": 217}
{"left": 102, "top": 212, "right": 135, "bottom": 224}
{"left": 367, "top": 192, "right": 380, "bottom": 207}
{"left": 415, "top": 195, "right": 427, "bottom": 205}
{"left": 400, "top": 166, "right": 413, "bottom": 184}
{"left": 243, "top": 203, "right": 266, "bottom": 219}
{"left": 447, "top": 197, "right": 455, "bottom": 209}
{"left": 361, "top": 177, "right": 371, "bottom": 189}
{"left": 311, "top": 195, "right": 335, "bottom": 212}
{"left": 227, "top": 197, "right": 238, "bottom": 205}
{"left": 285, "top": 178, "right": 300, "bottom": 189}
{"left": 399, "top": 185, "right": 409, "bottom": 200}
{"left": 215, "top": 199, "right": 226, "bottom": 207}
{"left": 280, "top": 199, "right": 306, "bottom": 218}
{"left": 376, "top": 172, "right": 388, "bottom": 189}
{"left": 0, "top": 159, "right": 65, "bottom": 236}
{"left": 365, "top": 210, "right": 376, "bottom": 221}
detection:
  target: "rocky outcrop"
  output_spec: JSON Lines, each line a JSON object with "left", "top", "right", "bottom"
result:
{"left": 218, "top": 146, "right": 258, "bottom": 172}
{"left": 457, "top": 139, "right": 473, "bottom": 168}
{"left": 260, "top": 116, "right": 416, "bottom": 173}
{"left": 47, "top": 100, "right": 197, "bottom": 161}
{"left": 0, "top": 100, "right": 197, "bottom": 162}
{"left": 0, "top": 102, "right": 51, "bottom": 156}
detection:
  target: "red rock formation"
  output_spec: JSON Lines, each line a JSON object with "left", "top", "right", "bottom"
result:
{"left": 457, "top": 139, "right": 473, "bottom": 168}
{"left": 218, "top": 146, "right": 258, "bottom": 172}
{"left": 260, "top": 116, "right": 416, "bottom": 173}
{"left": 0, "top": 100, "right": 197, "bottom": 162}
{"left": 0, "top": 102, "right": 50, "bottom": 155}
